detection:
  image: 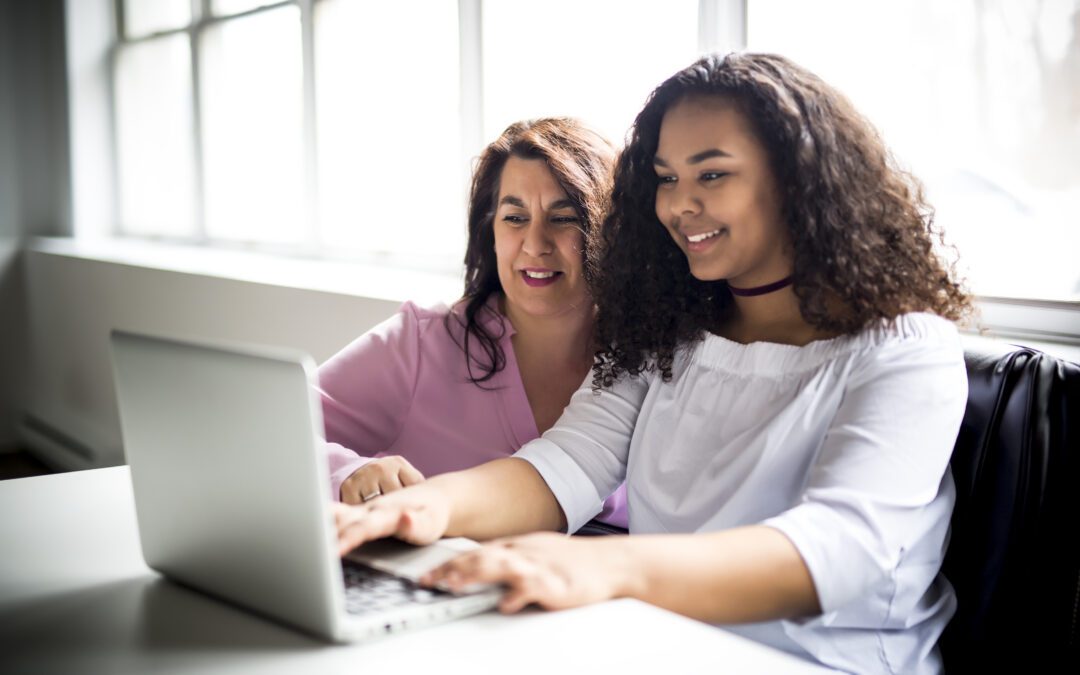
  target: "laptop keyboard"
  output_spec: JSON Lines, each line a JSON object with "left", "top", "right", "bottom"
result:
{"left": 342, "top": 560, "right": 455, "bottom": 615}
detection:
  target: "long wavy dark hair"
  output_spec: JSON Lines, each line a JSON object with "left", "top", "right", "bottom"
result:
{"left": 448, "top": 118, "right": 616, "bottom": 385}
{"left": 591, "top": 52, "right": 972, "bottom": 388}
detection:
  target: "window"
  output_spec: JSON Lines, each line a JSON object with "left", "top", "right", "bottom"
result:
{"left": 748, "top": 0, "right": 1080, "bottom": 303}
{"left": 109, "top": 0, "right": 716, "bottom": 269}
{"left": 106, "top": 0, "right": 1079, "bottom": 309}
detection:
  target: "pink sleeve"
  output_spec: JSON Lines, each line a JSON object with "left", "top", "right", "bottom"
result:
{"left": 317, "top": 302, "right": 422, "bottom": 501}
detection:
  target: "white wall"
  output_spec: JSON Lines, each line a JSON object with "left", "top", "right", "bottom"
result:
{"left": 23, "top": 248, "right": 409, "bottom": 470}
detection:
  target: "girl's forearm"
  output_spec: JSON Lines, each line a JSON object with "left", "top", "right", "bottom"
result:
{"left": 428, "top": 457, "right": 567, "bottom": 540}
{"left": 605, "top": 526, "right": 821, "bottom": 624}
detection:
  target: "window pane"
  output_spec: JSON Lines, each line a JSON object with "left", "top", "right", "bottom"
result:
{"left": 315, "top": 0, "right": 462, "bottom": 259}
{"left": 749, "top": 0, "right": 1080, "bottom": 301}
{"left": 212, "top": 0, "right": 283, "bottom": 17}
{"left": 115, "top": 35, "right": 197, "bottom": 238}
{"left": 483, "top": 0, "right": 699, "bottom": 148}
{"left": 123, "top": 0, "right": 191, "bottom": 38}
{"left": 200, "top": 7, "right": 305, "bottom": 244}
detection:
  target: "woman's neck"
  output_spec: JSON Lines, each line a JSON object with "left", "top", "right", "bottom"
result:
{"left": 501, "top": 295, "right": 595, "bottom": 369}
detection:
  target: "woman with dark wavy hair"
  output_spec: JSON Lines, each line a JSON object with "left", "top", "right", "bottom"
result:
{"left": 332, "top": 54, "right": 972, "bottom": 673}
{"left": 318, "top": 117, "right": 625, "bottom": 528}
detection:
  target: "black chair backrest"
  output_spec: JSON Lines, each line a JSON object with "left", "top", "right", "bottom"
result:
{"left": 941, "top": 344, "right": 1080, "bottom": 670}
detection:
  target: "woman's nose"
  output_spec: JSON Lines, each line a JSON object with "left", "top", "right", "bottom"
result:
{"left": 522, "top": 220, "right": 554, "bottom": 257}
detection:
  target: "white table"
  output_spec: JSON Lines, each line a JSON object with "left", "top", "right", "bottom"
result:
{"left": 0, "top": 467, "right": 836, "bottom": 674}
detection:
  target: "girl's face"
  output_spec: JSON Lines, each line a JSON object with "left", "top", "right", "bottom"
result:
{"left": 653, "top": 95, "right": 793, "bottom": 286}
{"left": 494, "top": 156, "right": 590, "bottom": 320}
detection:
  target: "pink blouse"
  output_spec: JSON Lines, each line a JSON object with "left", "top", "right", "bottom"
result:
{"left": 317, "top": 300, "right": 628, "bottom": 529}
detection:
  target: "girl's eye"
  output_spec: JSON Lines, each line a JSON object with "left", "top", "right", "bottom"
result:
{"left": 656, "top": 175, "right": 677, "bottom": 185}
{"left": 701, "top": 171, "right": 728, "bottom": 182}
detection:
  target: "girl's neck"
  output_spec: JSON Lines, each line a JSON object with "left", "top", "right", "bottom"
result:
{"left": 720, "top": 286, "right": 827, "bottom": 347}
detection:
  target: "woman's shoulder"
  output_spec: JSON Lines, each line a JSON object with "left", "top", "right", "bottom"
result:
{"left": 400, "top": 297, "right": 512, "bottom": 348}
{"left": 397, "top": 299, "right": 452, "bottom": 323}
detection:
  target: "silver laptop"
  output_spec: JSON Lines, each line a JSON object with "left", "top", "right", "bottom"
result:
{"left": 109, "top": 329, "right": 502, "bottom": 643}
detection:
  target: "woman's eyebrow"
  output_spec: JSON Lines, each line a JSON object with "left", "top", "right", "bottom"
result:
{"left": 499, "top": 195, "right": 526, "bottom": 208}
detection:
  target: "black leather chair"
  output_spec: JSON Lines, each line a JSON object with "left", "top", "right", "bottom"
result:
{"left": 940, "top": 343, "right": 1080, "bottom": 671}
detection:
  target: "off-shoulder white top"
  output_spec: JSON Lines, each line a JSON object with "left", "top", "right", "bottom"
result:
{"left": 516, "top": 313, "right": 967, "bottom": 674}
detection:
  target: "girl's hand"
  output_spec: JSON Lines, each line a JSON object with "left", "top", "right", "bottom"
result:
{"left": 332, "top": 485, "right": 450, "bottom": 556}
{"left": 340, "top": 455, "right": 425, "bottom": 504}
{"left": 420, "top": 532, "right": 635, "bottom": 614}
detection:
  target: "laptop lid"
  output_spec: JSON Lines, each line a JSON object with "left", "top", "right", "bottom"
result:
{"left": 110, "top": 330, "right": 346, "bottom": 640}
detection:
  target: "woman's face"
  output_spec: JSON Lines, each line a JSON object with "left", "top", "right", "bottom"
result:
{"left": 653, "top": 95, "right": 793, "bottom": 286}
{"left": 494, "top": 156, "right": 590, "bottom": 320}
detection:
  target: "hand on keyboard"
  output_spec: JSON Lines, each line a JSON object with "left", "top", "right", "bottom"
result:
{"left": 333, "top": 484, "right": 451, "bottom": 555}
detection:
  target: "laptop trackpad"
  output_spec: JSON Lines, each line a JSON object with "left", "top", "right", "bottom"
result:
{"left": 345, "top": 537, "right": 482, "bottom": 582}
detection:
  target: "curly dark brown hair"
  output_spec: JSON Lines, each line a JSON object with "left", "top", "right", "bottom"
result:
{"left": 450, "top": 118, "right": 615, "bottom": 385}
{"left": 590, "top": 52, "right": 972, "bottom": 387}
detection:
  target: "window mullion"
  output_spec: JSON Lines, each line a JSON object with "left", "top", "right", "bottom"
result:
{"left": 189, "top": 0, "right": 209, "bottom": 243}
{"left": 107, "top": 1, "right": 122, "bottom": 236}
{"left": 459, "top": 0, "right": 483, "bottom": 195}
{"left": 299, "top": 0, "right": 319, "bottom": 255}
{"left": 698, "top": 0, "right": 747, "bottom": 54}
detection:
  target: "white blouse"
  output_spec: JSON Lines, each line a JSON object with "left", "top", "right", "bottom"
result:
{"left": 515, "top": 312, "right": 968, "bottom": 675}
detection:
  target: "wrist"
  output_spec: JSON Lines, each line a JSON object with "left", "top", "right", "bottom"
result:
{"left": 599, "top": 536, "right": 648, "bottom": 601}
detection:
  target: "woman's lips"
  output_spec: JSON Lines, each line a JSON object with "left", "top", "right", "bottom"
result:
{"left": 520, "top": 269, "right": 562, "bottom": 287}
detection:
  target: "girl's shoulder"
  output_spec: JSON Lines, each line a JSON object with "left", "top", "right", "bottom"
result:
{"left": 689, "top": 312, "right": 962, "bottom": 379}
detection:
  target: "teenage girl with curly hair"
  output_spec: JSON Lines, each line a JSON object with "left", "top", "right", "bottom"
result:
{"left": 333, "top": 53, "right": 973, "bottom": 674}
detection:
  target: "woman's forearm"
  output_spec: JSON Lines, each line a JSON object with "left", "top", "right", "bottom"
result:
{"left": 606, "top": 526, "right": 821, "bottom": 624}
{"left": 428, "top": 457, "right": 567, "bottom": 539}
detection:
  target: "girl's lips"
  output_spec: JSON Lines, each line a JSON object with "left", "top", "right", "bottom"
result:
{"left": 520, "top": 270, "right": 562, "bottom": 287}
{"left": 685, "top": 228, "right": 727, "bottom": 253}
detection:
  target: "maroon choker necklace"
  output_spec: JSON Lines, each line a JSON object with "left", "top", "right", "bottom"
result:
{"left": 728, "top": 275, "right": 794, "bottom": 297}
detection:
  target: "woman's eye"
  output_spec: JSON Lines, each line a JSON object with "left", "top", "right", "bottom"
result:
{"left": 656, "top": 175, "right": 677, "bottom": 185}
{"left": 551, "top": 215, "right": 580, "bottom": 226}
{"left": 701, "top": 171, "right": 728, "bottom": 182}
{"left": 502, "top": 214, "right": 527, "bottom": 225}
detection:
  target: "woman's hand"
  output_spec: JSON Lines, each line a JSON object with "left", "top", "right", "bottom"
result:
{"left": 340, "top": 455, "right": 425, "bottom": 504}
{"left": 419, "top": 532, "right": 635, "bottom": 614}
{"left": 333, "top": 484, "right": 451, "bottom": 556}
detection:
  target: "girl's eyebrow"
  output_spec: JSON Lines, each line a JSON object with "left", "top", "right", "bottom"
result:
{"left": 653, "top": 148, "right": 733, "bottom": 167}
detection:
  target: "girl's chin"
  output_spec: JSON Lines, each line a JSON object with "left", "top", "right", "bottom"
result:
{"left": 687, "top": 265, "right": 727, "bottom": 283}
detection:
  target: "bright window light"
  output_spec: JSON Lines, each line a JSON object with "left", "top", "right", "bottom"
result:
{"left": 211, "top": 0, "right": 280, "bottom": 17}
{"left": 200, "top": 6, "right": 306, "bottom": 244}
{"left": 749, "top": 0, "right": 1080, "bottom": 301}
{"left": 122, "top": 0, "right": 191, "bottom": 38}
{"left": 315, "top": 0, "right": 463, "bottom": 260}
{"left": 115, "top": 33, "right": 197, "bottom": 238}
{"left": 482, "top": 0, "right": 699, "bottom": 148}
